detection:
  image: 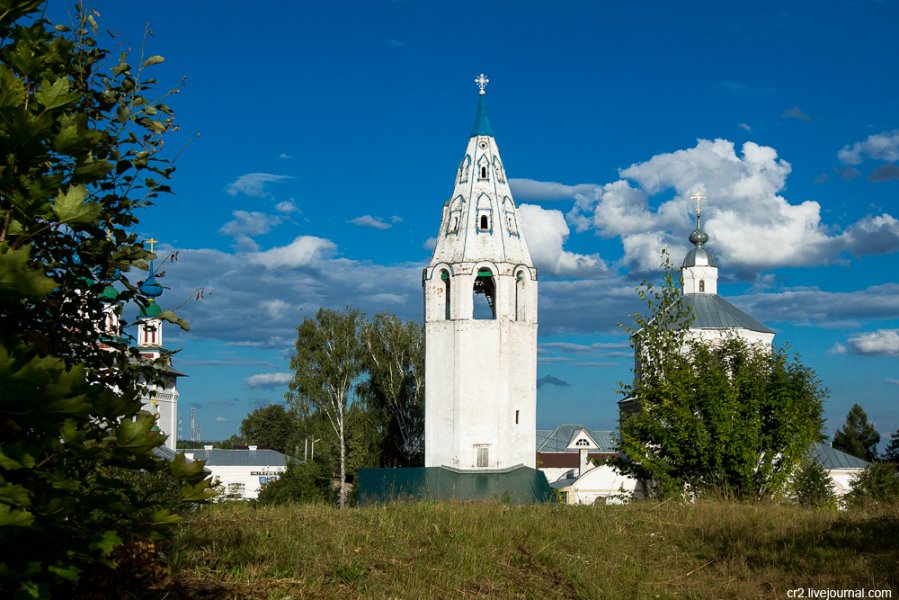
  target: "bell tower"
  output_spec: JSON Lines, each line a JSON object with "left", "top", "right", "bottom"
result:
{"left": 423, "top": 75, "right": 538, "bottom": 470}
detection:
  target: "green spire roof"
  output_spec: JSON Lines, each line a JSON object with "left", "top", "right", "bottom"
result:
{"left": 470, "top": 93, "right": 494, "bottom": 137}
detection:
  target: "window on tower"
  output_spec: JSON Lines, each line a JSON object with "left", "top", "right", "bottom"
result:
{"left": 480, "top": 165, "right": 487, "bottom": 179}
{"left": 472, "top": 268, "right": 496, "bottom": 320}
{"left": 441, "top": 270, "right": 451, "bottom": 320}
{"left": 480, "top": 215, "right": 488, "bottom": 230}
{"left": 699, "top": 280, "right": 705, "bottom": 293}
{"left": 515, "top": 271, "right": 527, "bottom": 321}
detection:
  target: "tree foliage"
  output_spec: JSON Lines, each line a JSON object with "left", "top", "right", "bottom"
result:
{"left": 846, "top": 462, "right": 899, "bottom": 507}
{"left": 832, "top": 403, "right": 880, "bottom": 462}
{"left": 239, "top": 403, "right": 301, "bottom": 455}
{"left": 618, "top": 253, "right": 825, "bottom": 499}
{"left": 789, "top": 459, "right": 836, "bottom": 508}
{"left": 0, "top": 3, "right": 213, "bottom": 596}
{"left": 358, "top": 312, "right": 424, "bottom": 466}
{"left": 885, "top": 430, "right": 899, "bottom": 463}
{"left": 287, "top": 307, "right": 364, "bottom": 508}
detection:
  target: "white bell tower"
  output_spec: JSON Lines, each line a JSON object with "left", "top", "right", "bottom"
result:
{"left": 423, "top": 75, "right": 538, "bottom": 470}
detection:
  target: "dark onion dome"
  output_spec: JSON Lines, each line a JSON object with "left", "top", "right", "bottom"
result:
{"left": 138, "top": 262, "right": 164, "bottom": 298}
{"left": 683, "top": 226, "right": 716, "bottom": 268}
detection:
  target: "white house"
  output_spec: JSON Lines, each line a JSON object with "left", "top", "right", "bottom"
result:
{"left": 423, "top": 74, "right": 538, "bottom": 471}
{"left": 184, "top": 446, "right": 290, "bottom": 500}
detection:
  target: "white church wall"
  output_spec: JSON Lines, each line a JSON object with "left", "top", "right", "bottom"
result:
{"left": 561, "top": 464, "right": 642, "bottom": 505}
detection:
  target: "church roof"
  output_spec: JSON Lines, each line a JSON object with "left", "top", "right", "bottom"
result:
{"left": 470, "top": 93, "right": 494, "bottom": 137}
{"left": 536, "top": 425, "right": 619, "bottom": 454}
{"left": 682, "top": 293, "right": 775, "bottom": 334}
{"left": 809, "top": 442, "right": 869, "bottom": 470}
{"left": 188, "top": 448, "right": 290, "bottom": 467}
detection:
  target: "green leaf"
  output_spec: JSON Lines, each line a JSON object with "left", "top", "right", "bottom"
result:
{"left": 0, "top": 504, "right": 34, "bottom": 527}
{"left": 157, "top": 310, "right": 190, "bottom": 332}
{"left": 52, "top": 185, "right": 100, "bottom": 225}
{"left": 150, "top": 509, "right": 180, "bottom": 525}
{"left": 90, "top": 530, "right": 122, "bottom": 558}
{"left": 34, "top": 78, "right": 79, "bottom": 111}
{"left": 0, "top": 66, "right": 26, "bottom": 108}
{"left": 143, "top": 55, "right": 165, "bottom": 67}
{"left": 48, "top": 564, "right": 80, "bottom": 582}
{"left": 0, "top": 244, "right": 56, "bottom": 299}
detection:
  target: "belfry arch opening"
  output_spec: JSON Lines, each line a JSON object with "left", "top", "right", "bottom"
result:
{"left": 699, "top": 280, "right": 705, "bottom": 293}
{"left": 440, "top": 270, "right": 451, "bottom": 320}
{"left": 515, "top": 270, "right": 527, "bottom": 321}
{"left": 472, "top": 268, "right": 496, "bottom": 320}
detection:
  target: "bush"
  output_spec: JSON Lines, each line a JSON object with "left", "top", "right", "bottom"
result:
{"left": 790, "top": 459, "right": 836, "bottom": 508}
{"left": 846, "top": 462, "right": 899, "bottom": 507}
{"left": 257, "top": 459, "right": 334, "bottom": 505}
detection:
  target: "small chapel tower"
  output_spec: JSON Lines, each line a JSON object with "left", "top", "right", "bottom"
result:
{"left": 423, "top": 75, "right": 538, "bottom": 470}
{"left": 136, "top": 238, "right": 181, "bottom": 451}
{"left": 680, "top": 195, "right": 775, "bottom": 347}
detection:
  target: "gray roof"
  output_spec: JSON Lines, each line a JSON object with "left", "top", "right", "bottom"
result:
{"left": 187, "top": 448, "right": 290, "bottom": 467}
{"left": 682, "top": 293, "right": 775, "bottom": 334}
{"left": 536, "top": 424, "right": 618, "bottom": 454}
{"left": 152, "top": 445, "right": 179, "bottom": 461}
{"left": 809, "top": 442, "right": 869, "bottom": 470}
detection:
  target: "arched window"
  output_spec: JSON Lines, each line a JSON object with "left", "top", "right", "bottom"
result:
{"left": 699, "top": 280, "right": 705, "bottom": 293}
{"left": 473, "top": 268, "right": 496, "bottom": 320}
{"left": 480, "top": 165, "right": 487, "bottom": 179}
{"left": 441, "top": 270, "right": 451, "bottom": 320}
{"left": 480, "top": 215, "right": 488, "bottom": 230}
{"left": 515, "top": 270, "right": 527, "bottom": 321}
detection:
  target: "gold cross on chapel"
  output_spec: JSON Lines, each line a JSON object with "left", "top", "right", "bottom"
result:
{"left": 690, "top": 193, "right": 707, "bottom": 219}
{"left": 146, "top": 237, "right": 158, "bottom": 253}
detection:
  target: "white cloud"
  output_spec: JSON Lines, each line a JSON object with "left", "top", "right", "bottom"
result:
{"left": 249, "top": 236, "right": 336, "bottom": 269}
{"left": 782, "top": 106, "right": 811, "bottom": 121}
{"left": 226, "top": 173, "right": 293, "bottom": 198}
{"left": 422, "top": 237, "right": 437, "bottom": 250}
{"left": 829, "top": 342, "right": 847, "bottom": 355}
{"left": 275, "top": 200, "right": 299, "bottom": 214}
{"left": 246, "top": 372, "right": 293, "bottom": 388}
{"left": 214, "top": 416, "right": 227, "bottom": 423}
{"left": 567, "top": 138, "right": 899, "bottom": 274}
{"left": 844, "top": 329, "right": 899, "bottom": 356}
{"left": 738, "top": 122, "right": 752, "bottom": 132}
{"left": 838, "top": 129, "right": 899, "bottom": 166}
{"left": 219, "top": 210, "right": 283, "bottom": 251}
{"left": 350, "top": 215, "right": 392, "bottom": 229}
{"left": 509, "top": 178, "right": 599, "bottom": 201}
{"left": 518, "top": 204, "right": 606, "bottom": 277}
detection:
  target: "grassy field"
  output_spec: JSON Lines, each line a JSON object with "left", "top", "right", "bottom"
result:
{"left": 157, "top": 500, "right": 899, "bottom": 599}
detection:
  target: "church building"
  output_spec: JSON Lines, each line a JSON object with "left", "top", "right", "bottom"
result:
{"left": 678, "top": 193, "right": 775, "bottom": 347}
{"left": 99, "top": 240, "right": 182, "bottom": 452}
{"left": 422, "top": 74, "right": 538, "bottom": 471}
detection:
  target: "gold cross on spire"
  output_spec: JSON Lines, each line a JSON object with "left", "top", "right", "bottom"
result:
{"left": 146, "top": 237, "right": 158, "bottom": 253}
{"left": 691, "top": 193, "right": 707, "bottom": 218}
{"left": 475, "top": 73, "right": 489, "bottom": 95}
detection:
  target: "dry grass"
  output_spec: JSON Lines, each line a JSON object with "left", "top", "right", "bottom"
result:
{"left": 158, "top": 500, "right": 899, "bottom": 599}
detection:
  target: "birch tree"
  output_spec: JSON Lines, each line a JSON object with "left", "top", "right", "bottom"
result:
{"left": 287, "top": 307, "right": 363, "bottom": 507}
{"left": 359, "top": 313, "right": 424, "bottom": 466}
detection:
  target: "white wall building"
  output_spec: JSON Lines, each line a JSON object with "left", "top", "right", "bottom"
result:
{"left": 423, "top": 75, "right": 538, "bottom": 470}
{"left": 185, "top": 447, "right": 289, "bottom": 500}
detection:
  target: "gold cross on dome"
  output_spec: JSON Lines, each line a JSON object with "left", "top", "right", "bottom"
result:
{"left": 690, "top": 193, "right": 707, "bottom": 218}
{"left": 146, "top": 237, "right": 158, "bottom": 253}
{"left": 475, "top": 73, "right": 489, "bottom": 95}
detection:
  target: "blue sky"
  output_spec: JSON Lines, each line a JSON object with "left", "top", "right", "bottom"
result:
{"left": 65, "top": 1, "right": 898, "bottom": 444}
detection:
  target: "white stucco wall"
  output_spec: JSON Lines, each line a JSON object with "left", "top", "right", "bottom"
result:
{"left": 560, "top": 464, "right": 643, "bottom": 505}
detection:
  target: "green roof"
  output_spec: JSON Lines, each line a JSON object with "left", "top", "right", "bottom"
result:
{"left": 682, "top": 293, "right": 774, "bottom": 334}
{"left": 470, "top": 94, "right": 494, "bottom": 137}
{"left": 358, "top": 465, "right": 554, "bottom": 504}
